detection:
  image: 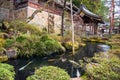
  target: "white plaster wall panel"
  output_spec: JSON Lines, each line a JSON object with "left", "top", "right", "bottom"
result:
{"left": 27, "top": 6, "right": 62, "bottom": 34}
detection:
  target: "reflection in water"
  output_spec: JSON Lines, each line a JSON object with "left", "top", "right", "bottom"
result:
{"left": 76, "top": 69, "right": 80, "bottom": 78}
{"left": 97, "top": 44, "right": 110, "bottom": 52}
{"left": 6, "top": 42, "right": 110, "bottom": 80}
{"left": 19, "top": 61, "right": 33, "bottom": 71}
{"left": 97, "top": 44, "right": 110, "bottom": 58}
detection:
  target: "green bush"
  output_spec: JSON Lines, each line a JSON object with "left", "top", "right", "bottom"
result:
{"left": 10, "top": 20, "right": 42, "bottom": 36}
{"left": 1, "top": 20, "right": 64, "bottom": 58}
{"left": 45, "top": 39, "right": 60, "bottom": 53}
{"left": 34, "top": 40, "right": 47, "bottom": 56}
{"left": 5, "top": 34, "right": 63, "bottom": 58}
{"left": 0, "top": 55, "right": 8, "bottom": 62}
{"left": 109, "top": 49, "right": 120, "bottom": 58}
{"left": 41, "top": 35, "right": 62, "bottom": 54}
{"left": 83, "top": 54, "right": 120, "bottom": 80}
{"left": 27, "top": 75, "right": 39, "bottom": 80}
{"left": 27, "top": 66, "right": 70, "bottom": 80}
{"left": 111, "top": 34, "right": 120, "bottom": 39}
{"left": 64, "top": 41, "right": 79, "bottom": 50}
{"left": 16, "top": 34, "right": 39, "bottom": 57}
{"left": 0, "top": 38, "right": 5, "bottom": 52}
{"left": 4, "top": 39, "right": 15, "bottom": 48}
{"left": 107, "top": 34, "right": 120, "bottom": 49}
{"left": 0, "top": 63, "right": 15, "bottom": 80}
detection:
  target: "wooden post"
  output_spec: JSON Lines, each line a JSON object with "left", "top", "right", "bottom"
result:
{"left": 61, "top": 0, "right": 67, "bottom": 37}
{"left": 94, "top": 22, "right": 98, "bottom": 35}
{"left": 47, "top": 4, "right": 50, "bottom": 33}
{"left": 110, "top": 0, "right": 115, "bottom": 34}
{"left": 70, "top": 0, "right": 75, "bottom": 77}
{"left": 70, "top": 0, "right": 74, "bottom": 55}
{"left": 90, "top": 22, "right": 92, "bottom": 35}
{"left": 85, "top": 23, "right": 86, "bottom": 36}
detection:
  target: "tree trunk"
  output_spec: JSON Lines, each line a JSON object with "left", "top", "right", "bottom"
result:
{"left": 61, "top": 0, "right": 67, "bottom": 37}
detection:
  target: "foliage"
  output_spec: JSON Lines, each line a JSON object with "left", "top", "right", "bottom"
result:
{"left": 62, "top": 32, "right": 85, "bottom": 50}
{"left": 77, "top": 34, "right": 120, "bottom": 80}
{"left": 72, "top": 0, "right": 108, "bottom": 19}
{"left": 0, "top": 55, "right": 8, "bottom": 62}
{"left": 27, "top": 66, "right": 70, "bottom": 80}
{"left": 27, "top": 75, "right": 39, "bottom": 80}
{"left": 81, "top": 53, "right": 120, "bottom": 80}
{"left": 0, "top": 38, "right": 8, "bottom": 62}
{"left": 82, "top": 36, "right": 107, "bottom": 43}
{"left": 107, "top": 34, "right": 120, "bottom": 49}
{"left": 111, "top": 34, "right": 120, "bottom": 39}
{"left": 81, "top": 34, "right": 120, "bottom": 80}
{"left": 10, "top": 20, "right": 42, "bottom": 36}
{"left": 0, "top": 63, "right": 15, "bottom": 80}
{"left": 41, "top": 35, "right": 63, "bottom": 54}
{"left": 81, "top": 74, "right": 89, "bottom": 80}
{"left": 4, "top": 34, "right": 63, "bottom": 58}
{"left": 109, "top": 49, "right": 120, "bottom": 58}
{"left": 4, "top": 39, "right": 15, "bottom": 48}
{"left": 106, "top": 34, "right": 120, "bottom": 58}
{"left": 49, "top": 34, "right": 62, "bottom": 42}
{"left": 64, "top": 41, "right": 79, "bottom": 50}
{"left": 16, "top": 34, "right": 37, "bottom": 57}
{"left": 0, "top": 38, "right": 5, "bottom": 52}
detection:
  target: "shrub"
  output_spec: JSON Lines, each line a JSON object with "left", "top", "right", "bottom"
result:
{"left": 83, "top": 54, "right": 120, "bottom": 80}
{"left": 109, "top": 49, "right": 120, "bottom": 58}
{"left": 45, "top": 39, "right": 60, "bottom": 53}
{"left": 4, "top": 39, "right": 15, "bottom": 48}
{"left": 49, "top": 34, "right": 62, "bottom": 42}
{"left": 61, "top": 32, "right": 85, "bottom": 50}
{"left": 27, "top": 66, "right": 70, "bottom": 80}
{"left": 10, "top": 20, "right": 42, "bottom": 36}
{"left": 0, "top": 63, "right": 15, "bottom": 80}
{"left": 42, "top": 35, "right": 62, "bottom": 54}
{"left": 111, "top": 34, "right": 120, "bottom": 39}
{"left": 107, "top": 34, "right": 120, "bottom": 49}
{"left": 0, "top": 38, "right": 5, "bottom": 51}
{"left": 106, "top": 34, "right": 120, "bottom": 58}
{"left": 34, "top": 40, "right": 47, "bottom": 56}
{"left": 16, "top": 34, "right": 39, "bottom": 57}
{"left": 64, "top": 41, "right": 79, "bottom": 50}
{"left": 0, "top": 55, "right": 8, "bottom": 62}
{"left": 5, "top": 34, "right": 63, "bottom": 58}
{"left": 27, "top": 75, "right": 39, "bottom": 80}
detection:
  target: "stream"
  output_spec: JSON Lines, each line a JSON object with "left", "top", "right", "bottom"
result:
{"left": 6, "top": 42, "right": 110, "bottom": 80}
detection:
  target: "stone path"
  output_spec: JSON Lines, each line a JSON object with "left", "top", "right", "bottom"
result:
{"left": 71, "top": 78, "right": 82, "bottom": 80}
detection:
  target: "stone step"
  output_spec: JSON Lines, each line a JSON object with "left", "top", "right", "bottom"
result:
{"left": 71, "top": 78, "right": 82, "bottom": 80}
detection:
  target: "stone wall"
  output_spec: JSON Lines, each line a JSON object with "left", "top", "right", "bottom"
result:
{"left": 0, "top": 0, "right": 10, "bottom": 9}
{"left": 0, "top": 8, "right": 9, "bottom": 21}
{"left": 14, "top": 7, "right": 28, "bottom": 21}
{"left": 0, "top": 0, "right": 62, "bottom": 34}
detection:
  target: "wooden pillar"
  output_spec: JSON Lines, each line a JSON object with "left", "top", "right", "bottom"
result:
{"left": 90, "top": 22, "right": 92, "bottom": 34}
{"left": 92, "top": 23, "right": 94, "bottom": 34}
{"left": 82, "top": 25, "right": 84, "bottom": 36}
{"left": 83, "top": 24, "right": 86, "bottom": 36}
{"left": 94, "top": 22, "right": 98, "bottom": 35}
{"left": 95, "top": 23, "right": 98, "bottom": 34}
{"left": 85, "top": 24, "right": 86, "bottom": 32}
